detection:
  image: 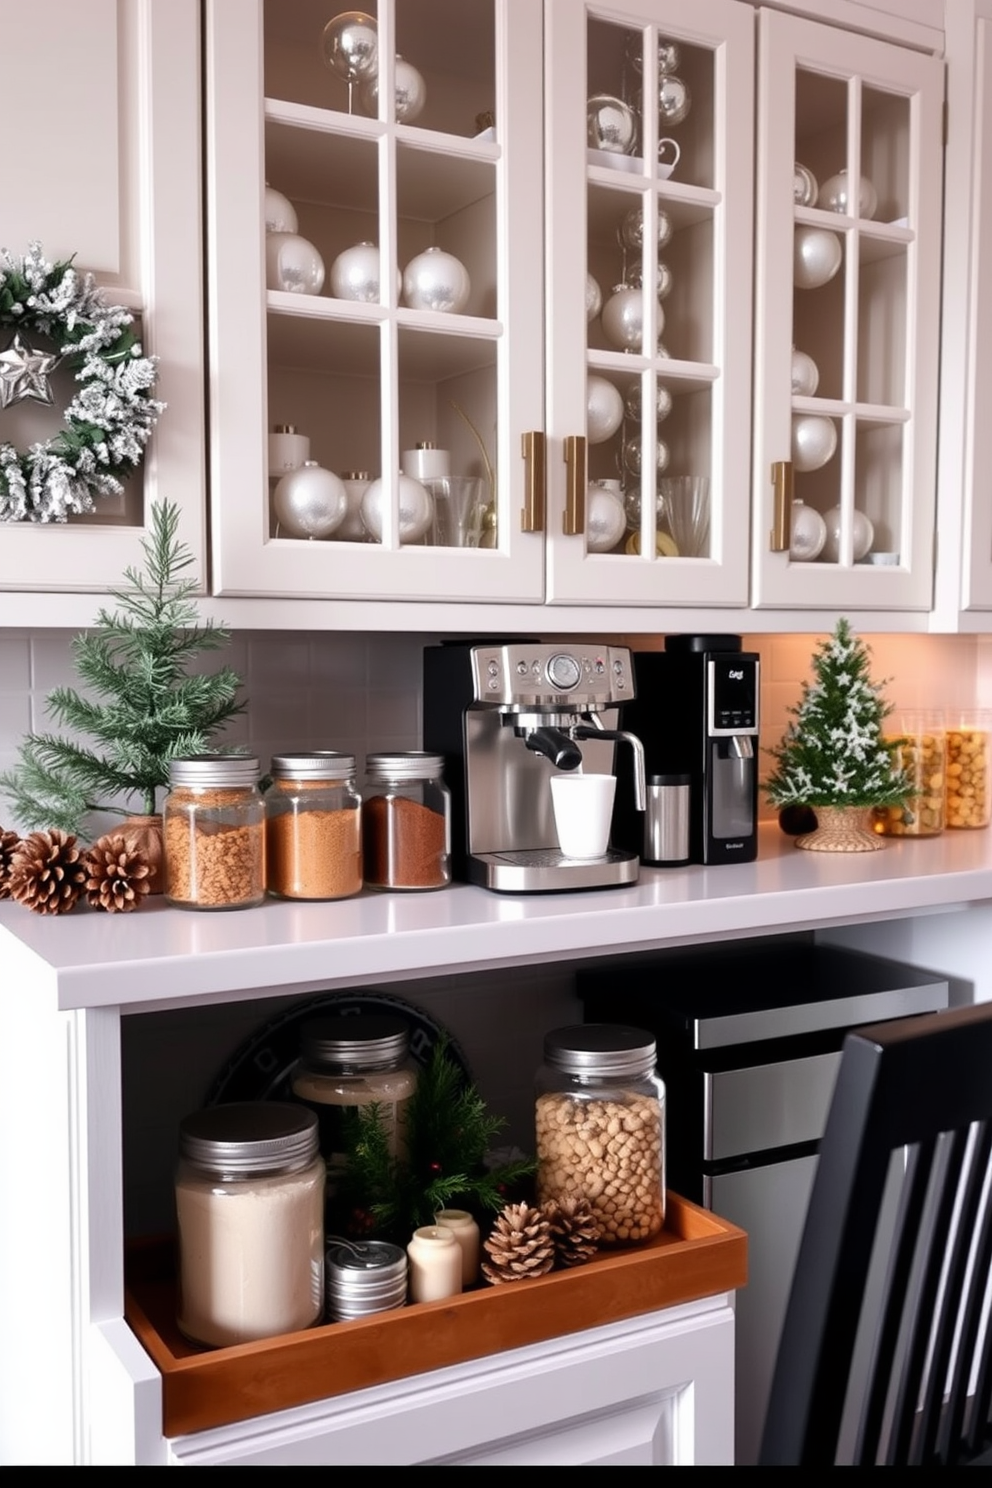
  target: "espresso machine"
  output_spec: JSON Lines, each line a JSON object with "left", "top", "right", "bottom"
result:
{"left": 423, "top": 641, "right": 646, "bottom": 892}
{"left": 614, "top": 634, "right": 760, "bottom": 866}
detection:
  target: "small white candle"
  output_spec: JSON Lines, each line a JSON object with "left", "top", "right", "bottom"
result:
{"left": 406, "top": 1225, "right": 462, "bottom": 1303}
{"left": 435, "top": 1209, "right": 481, "bottom": 1287}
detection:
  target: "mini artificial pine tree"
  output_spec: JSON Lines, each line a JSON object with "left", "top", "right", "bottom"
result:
{"left": 0, "top": 500, "right": 246, "bottom": 836}
{"left": 765, "top": 617, "right": 911, "bottom": 810}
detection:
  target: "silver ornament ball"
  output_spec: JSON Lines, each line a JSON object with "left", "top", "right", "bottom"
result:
{"left": 793, "top": 163, "right": 819, "bottom": 207}
{"left": 618, "top": 204, "right": 672, "bottom": 253}
{"left": 360, "top": 473, "right": 434, "bottom": 544}
{"left": 331, "top": 241, "right": 397, "bottom": 303}
{"left": 624, "top": 378, "right": 673, "bottom": 423}
{"left": 265, "top": 232, "right": 326, "bottom": 295}
{"left": 321, "top": 11, "right": 378, "bottom": 85}
{"left": 274, "top": 461, "right": 347, "bottom": 539}
{"left": 791, "top": 346, "right": 820, "bottom": 397}
{"left": 791, "top": 414, "right": 838, "bottom": 473}
{"left": 586, "top": 481, "right": 627, "bottom": 553}
{"left": 794, "top": 226, "right": 843, "bottom": 289}
{"left": 587, "top": 93, "right": 638, "bottom": 154}
{"left": 264, "top": 183, "right": 298, "bottom": 235}
{"left": 789, "top": 499, "right": 827, "bottom": 561}
{"left": 821, "top": 505, "right": 875, "bottom": 564}
{"left": 820, "top": 169, "right": 878, "bottom": 220}
{"left": 402, "top": 246, "right": 471, "bottom": 313}
{"left": 586, "top": 273, "right": 603, "bottom": 322}
{"left": 361, "top": 55, "right": 427, "bottom": 123}
{"left": 586, "top": 375, "right": 624, "bottom": 444}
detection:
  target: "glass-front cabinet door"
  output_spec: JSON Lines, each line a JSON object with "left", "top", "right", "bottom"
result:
{"left": 750, "top": 8, "right": 943, "bottom": 612}
{"left": 206, "top": 0, "right": 546, "bottom": 602}
{"left": 543, "top": 0, "right": 755, "bottom": 608}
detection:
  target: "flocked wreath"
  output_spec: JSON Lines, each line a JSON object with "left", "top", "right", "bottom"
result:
{"left": 0, "top": 242, "right": 164, "bottom": 523}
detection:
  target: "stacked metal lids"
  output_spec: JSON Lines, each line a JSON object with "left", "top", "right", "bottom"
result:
{"left": 325, "top": 1239, "right": 408, "bottom": 1321}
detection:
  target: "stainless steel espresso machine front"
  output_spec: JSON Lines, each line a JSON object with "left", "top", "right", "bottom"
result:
{"left": 423, "top": 641, "right": 645, "bottom": 892}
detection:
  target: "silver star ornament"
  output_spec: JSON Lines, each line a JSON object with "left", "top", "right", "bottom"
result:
{"left": 0, "top": 333, "right": 60, "bottom": 409}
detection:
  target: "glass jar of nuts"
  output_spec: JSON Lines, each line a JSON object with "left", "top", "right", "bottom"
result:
{"left": 535, "top": 1024, "right": 665, "bottom": 1247}
{"left": 872, "top": 711, "right": 946, "bottom": 838}
{"left": 945, "top": 712, "right": 992, "bottom": 829}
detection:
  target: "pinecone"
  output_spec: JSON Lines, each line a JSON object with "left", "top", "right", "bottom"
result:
{"left": 84, "top": 834, "right": 152, "bottom": 913}
{"left": 0, "top": 828, "right": 22, "bottom": 899}
{"left": 8, "top": 829, "right": 88, "bottom": 915}
{"left": 481, "top": 1201, "right": 555, "bottom": 1284}
{"left": 543, "top": 1196, "right": 602, "bottom": 1268}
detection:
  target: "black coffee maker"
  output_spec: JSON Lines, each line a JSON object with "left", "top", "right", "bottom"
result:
{"left": 614, "top": 634, "right": 760, "bottom": 866}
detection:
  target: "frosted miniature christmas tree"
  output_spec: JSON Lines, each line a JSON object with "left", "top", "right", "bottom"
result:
{"left": 765, "top": 617, "right": 911, "bottom": 809}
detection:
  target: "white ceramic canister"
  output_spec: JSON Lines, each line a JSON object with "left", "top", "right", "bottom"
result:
{"left": 401, "top": 442, "right": 451, "bottom": 482}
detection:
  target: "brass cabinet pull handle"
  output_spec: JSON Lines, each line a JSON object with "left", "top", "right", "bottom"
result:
{"left": 563, "top": 434, "right": 588, "bottom": 535}
{"left": 770, "top": 460, "right": 794, "bottom": 551}
{"left": 520, "top": 430, "right": 546, "bottom": 533}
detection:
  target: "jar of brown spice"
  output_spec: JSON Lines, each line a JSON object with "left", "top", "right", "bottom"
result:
{"left": 362, "top": 752, "right": 451, "bottom": 891}
{"left": 164, "top": 756, "right": 266, "bottom": 910}
{"left": 266, "top": 752, "right": 362, "bottom": 900}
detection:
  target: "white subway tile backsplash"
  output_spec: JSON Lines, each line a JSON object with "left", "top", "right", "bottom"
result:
{"left": 0, "top": 626, "right": 991, "bottom": 838}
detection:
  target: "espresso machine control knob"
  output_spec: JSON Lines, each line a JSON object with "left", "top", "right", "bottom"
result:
{"left": 547, "top": 652, "right": 582, "bottom": 691}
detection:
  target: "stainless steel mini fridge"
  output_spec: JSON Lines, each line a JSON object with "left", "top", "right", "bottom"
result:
{"left": 578, "top": 941, "right": 949, "bottom": 1466}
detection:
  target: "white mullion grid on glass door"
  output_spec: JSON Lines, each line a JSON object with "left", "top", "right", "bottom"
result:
{"left": 377, "top": 108, "right": 400, "bottom": 549}
{"left": 838, "top": 75, "right": 862, "bottom": 568}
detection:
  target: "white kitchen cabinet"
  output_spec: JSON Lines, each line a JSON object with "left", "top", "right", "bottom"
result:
{"left": 750, "top": 6, "right": 944, "bottom": 612}
{"left": 0, "top": 0, "right": 208, "bottom": 594}
{"left": 934, "top": 0, "right": 992, "bottom": 628}
{"left": 205, "top": 0, "right": 757, "bottom": 610}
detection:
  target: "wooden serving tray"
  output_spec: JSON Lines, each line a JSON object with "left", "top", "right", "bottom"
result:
{"left": 124, "top": 1192, "right": 747, "bottom": 1438}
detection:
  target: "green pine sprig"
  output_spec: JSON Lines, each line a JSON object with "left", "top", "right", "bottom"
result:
{"left": 334, "top": 1036, "right": 536, "bottom": 1243}
{"left": 0, "top": 500, "right": 246, "bottom": 834}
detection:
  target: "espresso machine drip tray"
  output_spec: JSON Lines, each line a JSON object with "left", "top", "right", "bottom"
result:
{"left": 469, "top": 847, "right": 639, "bottom": 893}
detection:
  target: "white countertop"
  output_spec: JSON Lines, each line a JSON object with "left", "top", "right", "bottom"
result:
{"left": 4, "top": 822, "right": 992, "bottom": 1014}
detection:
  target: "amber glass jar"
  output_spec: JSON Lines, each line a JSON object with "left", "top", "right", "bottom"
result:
{"left": 163, "top": 756, "right": 265, "bottom": 909}
{"left": 266, "top": 752, "right": 362, "bottom": 900}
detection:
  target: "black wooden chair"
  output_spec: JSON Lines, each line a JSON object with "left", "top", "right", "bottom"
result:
{"left": 759, "top": 1000, "right": 992, "bottom": 1466}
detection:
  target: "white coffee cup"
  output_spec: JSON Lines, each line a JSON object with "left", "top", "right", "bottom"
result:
{"left": 550, "top": 773, "right": 617, "bottom": 860}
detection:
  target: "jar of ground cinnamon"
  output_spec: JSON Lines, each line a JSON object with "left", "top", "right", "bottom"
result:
{"left": 362, "top": 752, "right": 451, "bottom": 890}
{"left": 266, "top": 752, "right": 362, "bottom": 900}
{"left": 164, "top": 756, "right": 266, "bottom": 910}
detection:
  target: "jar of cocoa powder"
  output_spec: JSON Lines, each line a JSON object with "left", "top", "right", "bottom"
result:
{"left": 163, "top": 756, "right": 266, "bottom": 910}
{"left": 362, "top": 752, "right": 451, "bottom": 890}
{"left": 535, "top": 1024, "right": 666, "bottom": 1248}
{"left": 266, "top": 752, "right": 362, "bottom": 900}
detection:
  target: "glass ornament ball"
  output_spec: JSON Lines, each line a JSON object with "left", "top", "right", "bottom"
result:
{"left": 265, "top": 232, "right": 326, "bottom": 295}
{"left": 794, "top": 226, "right": 843, "bottom": 289}
{"left": 793, "top": 163, "right": 819, "bottom": 207}
{"left": 603, "top": 285, "right": 656, "bottom": 352}
{"left": 264, "top": 183, "right": 298, "bottom": 235}
{"left": 624, "top": 33, "right": 681, "bottom": 77}
{"left": 618, "top": 204, "right": 672, "bottom": 253}
{"left": 791, "top": 346, "right": 820, "bottom": 397}
{"left": 586, "top": 481, "right": 628, "bottom": 553}
{"left": 791, "top": 414, "right": 838, "bottom": 472}
{"left": 628, "top": 260, "right": 673, "bottom": 300}
{"left": 330, "top": 241, "right": 400, "bottom": 303}
{"left": 320, "top": 12, "right": 378, "bottom": 85}
{"left": 402, "top": 246, "right": 471, "bottom": 313}
{"left": 622, "top": 435, "right": 669, "bottom": 478}
{"left": 789, "top": 499, "right": 827, "bottom": 561}
{"left": 624, "top": 379, "right": 673, "bottom": 423}
{"left": 586, "top": 375, "right": 624, "bottom": 444}
{"left": 586, "top": 273, "right": 603, "bottom": 323}
{"left": 820, "top": 169, "right": 878, "bottom": 221}
{"left": 361, "top": 55, "right": 427, "bottom": 123}
{"left": 587, "top": 93, "right": 638, "bottom": 154}
{"left": 658, "top": 75, "right": 691, "bottom": 126}
{"left": 273, "top": 461, "right": 347, "bottom": 540}
{"left": 820, "top": 506, "right": 875, "bottom": 564}
{"left": 360, "top": 474, "right": 435, "bottom": 544}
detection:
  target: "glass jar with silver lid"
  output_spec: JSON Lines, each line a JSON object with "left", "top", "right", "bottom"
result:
{"left": 362, "top": 751, "right": 451, "bottom": 890}
{"left": 163, "top": 755, "right": 265, "bottom": 910}
{"left": 175, "top": 1101, "right": 325, "bottom": 1347}
{"left": 265, "top": 751, "right": 362, "bottom": 900}
{"left": 535, "top": 1024, "right": 666, "bottom": 1247}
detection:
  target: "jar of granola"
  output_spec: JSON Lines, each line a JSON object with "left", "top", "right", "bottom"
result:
{"left": 872, "top": 711, "right": 946, "bottom": 837}
{"left": 945, "top": 712, "right": 992, "bottom": 829}
{"left": 535, "top": 1024, "right": 665, "bottom": 1248}
{"left": 164, "top": 755, "right": 266, "bottom": 909}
